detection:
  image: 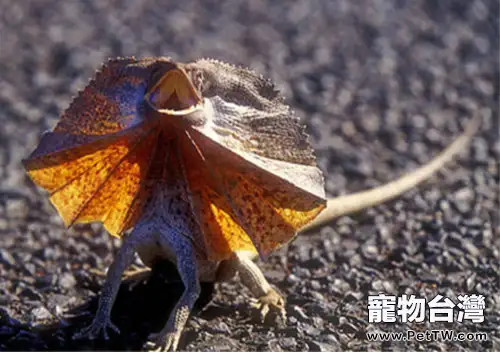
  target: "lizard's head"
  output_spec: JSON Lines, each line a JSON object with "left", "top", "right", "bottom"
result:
{"left": 144, "top": 63, "right": 205, "bottom": 125}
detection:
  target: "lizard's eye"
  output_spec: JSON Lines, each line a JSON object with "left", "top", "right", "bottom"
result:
{"left": 193, "top": 70, "right": 204, "bottom": 91}
{"left": 145, "top": 68, "right": 204, "bottom": 116}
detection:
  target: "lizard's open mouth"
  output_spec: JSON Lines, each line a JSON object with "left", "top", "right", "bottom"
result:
{"left": 145, "top": 68, "right": 204, "bottom": 116}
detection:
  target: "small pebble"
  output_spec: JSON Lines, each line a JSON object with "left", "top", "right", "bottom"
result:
{"left": 58, "top": 272, "right": 76, "bottom": 290}
{"left": 30, "top": 306, "right": 52, "bottom": 323}
{"left": 0, "top": 249, "right": 16, "bottom": 266}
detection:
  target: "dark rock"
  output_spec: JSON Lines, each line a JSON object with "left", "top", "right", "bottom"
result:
{"left": 308, "top": 340, "right": 335, "bottom": 352}
{"left": 0, "top": 324, "right": 15, "bottom": 339}
{"left": 340, "top": 321, "right": 359, "bottom": 334}
{"left": 282, "top": 325, "right": 304, "bottom": 339}
{"left": 304, "top": 257, "right": 327, "bottom": 269}
{"left": 35, "top": 247, "right": 58, "bottom": 261}
{"left": 344, "top": 291, "right": 363, "bottom": 303}
{"left": 0, "top": 288, "right": 13, "bottom": 305}
{"left": 17, "top": 284, "right": 43, "bottom": 301}
{"left": 34, "top": 274, "right": 55, "bottom": 289}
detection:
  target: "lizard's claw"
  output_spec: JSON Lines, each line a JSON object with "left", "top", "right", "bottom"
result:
{"left": 250, "top": 288, "right": 287, "bottom": 325}
{"left": 144, "top": 330, "right": 181, "bottom": 352}
{"left": 73, "top": 315, "right": 120, "bottom": 341}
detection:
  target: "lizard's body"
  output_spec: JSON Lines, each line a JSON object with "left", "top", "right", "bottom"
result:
{"left": 23, "top": 57, "right": 480, "bottom": 351}
{"left": 137, "top": 107, "right": 480, "bottom": 277}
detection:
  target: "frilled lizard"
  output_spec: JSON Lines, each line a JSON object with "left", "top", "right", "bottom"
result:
{"left": 23, "top": 57, "right": 480, "bottom": 351}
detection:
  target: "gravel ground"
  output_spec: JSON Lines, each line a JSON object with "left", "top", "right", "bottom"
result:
{"left": 0, "top": 0, "right": 498, "bottom": 351}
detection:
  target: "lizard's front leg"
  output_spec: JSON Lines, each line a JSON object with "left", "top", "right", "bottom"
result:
{"left": 146, "top": 227, "right": 200, "bottom": 352}
{"left": 230, "top": 251, "right": 286, "bottom": 324}
{"left": 73, "top": 226, "right": 147, "bottom": 340}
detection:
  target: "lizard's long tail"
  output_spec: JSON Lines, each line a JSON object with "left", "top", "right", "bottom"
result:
{"left": 300, "top": 113, "right": 482, "bottom": 232}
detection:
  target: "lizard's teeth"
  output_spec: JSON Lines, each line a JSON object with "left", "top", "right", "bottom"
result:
{"left": 156, "top": 101, "right": 204, "bottom": 116}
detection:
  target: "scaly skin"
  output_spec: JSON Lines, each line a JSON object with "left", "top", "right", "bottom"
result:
{"left": 23, "top": 57, "right": 481, "bottom": 351}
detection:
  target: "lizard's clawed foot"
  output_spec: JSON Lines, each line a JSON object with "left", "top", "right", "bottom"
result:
{"left": 144, "top": 329, "right": 182, "bottom": 352}
{"left": 73, "top": 315, "right": 120, "bottom": 341}
{"left": 250, "top": 287, "right": 286, "bottom": 325}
